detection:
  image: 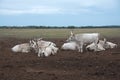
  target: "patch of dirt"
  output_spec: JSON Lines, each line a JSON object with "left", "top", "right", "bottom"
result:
{"left": 0, "top": 37, "right": 120, "bottom": 80}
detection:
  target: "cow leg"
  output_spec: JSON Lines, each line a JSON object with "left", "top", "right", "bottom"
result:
{"left": 80, "top": 43, "right": 83, "bottom": 53}
{"left": 77, "top": 43, "right": 83, "bottom": 53}
{"left": 38, "top": 53, "right": 40, "bottom": 57}
{"left": 76, "top": 44, "right": 80, "bottom": 52}
{"left": 38, "top": 49, "right": 42, "bottom": 57}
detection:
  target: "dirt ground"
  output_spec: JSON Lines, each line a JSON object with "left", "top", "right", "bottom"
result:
{"left": 0, "top": 37, "right": 120, "bottom": 80}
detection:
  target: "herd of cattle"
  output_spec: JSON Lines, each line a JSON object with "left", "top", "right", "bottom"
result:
{"left": 11, "top": 31, "right": 117, "bottom": 57}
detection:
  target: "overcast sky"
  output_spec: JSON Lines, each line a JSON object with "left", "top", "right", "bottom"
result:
{"left": 0, "top": 0, "right": 120, "bottom": 26}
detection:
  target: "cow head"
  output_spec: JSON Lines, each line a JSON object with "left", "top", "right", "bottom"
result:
{"left": 66, "top": 31, "right": 75, "bottom": 42}
{"left": 29, "top": 39, "right": 39, "bottom": 53}
{"left": 41, "top": 43, "right": 52, "bottom": 57}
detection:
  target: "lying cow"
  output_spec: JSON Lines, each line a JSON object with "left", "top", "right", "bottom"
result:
{"left": 40, "top": 43, "right": 58, "bottom": 57}
{"left": 30, "top": 38, "right": 56, "bottom": 53}
{"left": 86, "top": 39, "right": 117, "bottom": 51}
{"left": 11, "top": 43, "right": 31, "bottom": 53}
{"left": 66, "top": 31, "right": 100, "bottom": 53}
{"left": 86, "top": 42, "right": 105, "bottom": 51}
{"left": 61, "top": 41, "right": 78, "bottom": 50}
{"left": 29, "top": 38, "right": 58, "bottom": 57}
{"left": 100, "top": 39, "right": 117, "bottom": 49}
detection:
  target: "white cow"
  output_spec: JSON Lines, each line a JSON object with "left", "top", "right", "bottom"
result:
{"left": 105, "top": 41, "right": 117, "bottom": 49}
{"left": 86, "top": 39, "right": 117, "bottom": 51}
{"left": 11, "top": 43, "right": 31, "bottom": 53}
{"left": 66, "top": 31, "right": 100, "bottom": 53}
{"left": 61, "top": 41, "right": 78, "bottom": 50}
{"left": 41, "top": 43, "right": 59, "bottom": 57}
{"left": 29, "top": 38, "right": 58, "bottom": 57}
{"left": 86, "top": 42, "right": 105, "bottom": 51}
{"left": 30, "top": 38, "right": 56, "bottom": 53}
{"left": 99, "top": 39, "right": 117, "bottom": 49}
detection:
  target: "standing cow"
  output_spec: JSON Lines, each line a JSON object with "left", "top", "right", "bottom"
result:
{"left": 66, "top": 31, "right": 100, "bottom": 53}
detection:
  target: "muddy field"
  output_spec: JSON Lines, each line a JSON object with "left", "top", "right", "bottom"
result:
{"left": 0, "top": 37, "right": 120, "bottom": 80}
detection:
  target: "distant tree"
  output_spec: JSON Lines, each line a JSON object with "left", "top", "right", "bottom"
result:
{"left": 67, "top": 26, "right": 76, "bottom": 29}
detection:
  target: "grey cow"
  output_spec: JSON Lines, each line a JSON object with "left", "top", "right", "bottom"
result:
{"left": 66, "top": 31, "right": 100, "bottom": 53}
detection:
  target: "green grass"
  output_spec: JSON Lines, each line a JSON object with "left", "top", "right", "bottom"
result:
{"left": 0, "top": 28, "right": 120, "bottom": 39}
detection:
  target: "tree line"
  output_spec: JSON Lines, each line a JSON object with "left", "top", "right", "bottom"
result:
{"left": 0, "top": 25, "right": 120, "bottom": 29}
